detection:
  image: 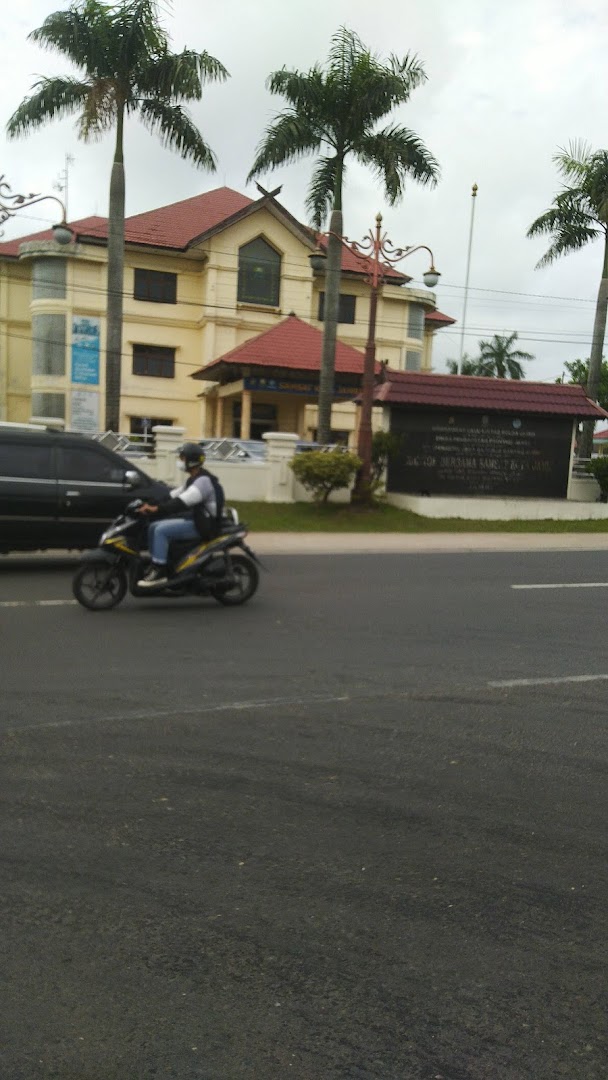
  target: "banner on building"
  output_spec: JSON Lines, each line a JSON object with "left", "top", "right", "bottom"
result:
{"left": 71, "top": 389, "right": 100, "bottom": 434}
{"left": 71, "top": 316, "right": 100, "bottom": 385}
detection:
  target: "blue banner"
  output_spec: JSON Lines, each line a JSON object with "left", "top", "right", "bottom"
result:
{"left": 71, "top": 316, "right": 100, "bottom": 385}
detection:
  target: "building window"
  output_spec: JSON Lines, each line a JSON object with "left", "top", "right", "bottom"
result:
{"left": 132, "top": 344, "right": 175, "bottom": 378}
{"left": 317, "top": 292, "right": 357, "bottom": 325}
{"left": 31, "top": 391, "right": 66, "bottom": 419}
{"left": 134, "top": 269, "right": 177, "bottom": 304}
{"left": 32, "top": 313, "right": 66, "bottom": 376}
{"left": 237, "top": 237, "right": 281, "bottom": 307}
{"left": 405, "top": 350, "right": 422, "bottom": 372}
{"left": 32, "top": 257, "right": 67, "bottom": 300}
{"left": 408, "top": 303, "right": 425, "bottom": 340}
{"left": 129, "top": 416, "right": 173, "bottom": 442}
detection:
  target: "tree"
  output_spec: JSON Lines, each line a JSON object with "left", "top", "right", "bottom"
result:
{"left": 476, "top": 333, "right": 532, "bottom": 379}
{"left": 527, "top": 140, "right": 608, "bottom": 457}
{"left": 7, "top": 0, "right": 228, "bottom": 432}
{"left": 556, "top": 357, "right": 608, "bottom": 411}
{"left": 446, "top": 334, "right": 533, "bottom": 378}
{"left": 248, "top": 26, "right": 438, "bottom": 443}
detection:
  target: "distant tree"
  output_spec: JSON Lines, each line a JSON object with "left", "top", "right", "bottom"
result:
{"left": 556, "top": 357, "right": 608, "bottom": 411}
{"left": 446, "top": 335, "right": 533, "bottom": 378}
{"left": 476, "top": 332, "right": 533, "bottom": 379}
{"left": 527, "top": 141, "right": 608, "bottom": 456}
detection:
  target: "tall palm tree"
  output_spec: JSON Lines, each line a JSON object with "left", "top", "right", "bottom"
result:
{"left": 7, "top": 0, "right": 228, "bottom": 432}
{"left": 248, "top": 26, "right": 438, "bottom": 443}
{"left": 527, "top": 141, "right": 608, "bottom": 457}
{"left": 476, "top": 332, "right": 533, "bottom": 379}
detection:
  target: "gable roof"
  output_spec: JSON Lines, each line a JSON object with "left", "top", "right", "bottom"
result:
{"left": 425, "top": 309, "right": 456, "bottom": 328}
{"left": 371, "top": 368, "right": 607, "bottom": 419}
{"left": 192, "top": 313, "right": 377, "bottom": 383}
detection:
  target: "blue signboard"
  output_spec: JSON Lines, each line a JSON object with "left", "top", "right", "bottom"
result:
{"left": 244, "top": 375, "right": 355, "bottom": 397}
{"left": 71, "top": 316, "right": 100, "bottom": 385}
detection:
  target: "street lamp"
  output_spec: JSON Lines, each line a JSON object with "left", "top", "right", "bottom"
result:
{"left": 0, "top": 173, "right": 73, "bottom": 245}
{"left": 310, "top": 212, "right": 440, "bottom": 501}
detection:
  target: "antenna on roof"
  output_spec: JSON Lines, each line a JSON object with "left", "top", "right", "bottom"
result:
{"left": 255, "top": 182, "right": 282, "bottom": 199}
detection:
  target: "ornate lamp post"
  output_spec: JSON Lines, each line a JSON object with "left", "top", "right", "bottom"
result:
{"left": 311, "top": 213, "right": 440, "bottom": 501}
{"left": 0, "top": 173, "right": 73, "bottom": 244}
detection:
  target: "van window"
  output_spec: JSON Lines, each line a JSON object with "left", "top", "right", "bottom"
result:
{"left": 58, "top": 447, "right": 125, "bottom": 484}
{"left": 0, "top": 442, "right": 53, "bottom": 479}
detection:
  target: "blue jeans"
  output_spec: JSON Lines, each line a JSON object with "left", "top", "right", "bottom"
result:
{"left": 147, "top": 518, "right": 199, "bottom": 565}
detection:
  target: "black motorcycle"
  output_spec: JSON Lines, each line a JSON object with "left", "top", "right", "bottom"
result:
{"left": 72, "top": 500, "right": 260, "bottom": 611}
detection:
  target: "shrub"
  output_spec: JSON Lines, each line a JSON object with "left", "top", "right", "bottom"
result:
{"left": 290, "top": 448, "right": 361, "bottom": 503}
{"left": 371, "top": 431, "right": 403, "bottom": 490}
{"left": 586, "top": 456, "right": 608, "bottom": 499}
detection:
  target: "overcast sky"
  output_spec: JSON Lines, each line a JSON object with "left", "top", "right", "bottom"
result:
{"left": 1, "top": 0, "right": 607, "bottom": 383}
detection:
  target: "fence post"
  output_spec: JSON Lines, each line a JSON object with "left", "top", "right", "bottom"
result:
{"left": 262, "top": 432, "right": 299, "bottom": 503}
{"left": 152, "top": 425, "right": 186, "bottom": 486}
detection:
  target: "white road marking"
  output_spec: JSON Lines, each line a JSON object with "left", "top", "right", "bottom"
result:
{"left": 10, "top": 694, "right": 353, "bottom": 733}
{"left": 489, "top": 673, "right": 608, "bottom": 688}
{"left": 512, "top": 582, "right": 608, "bottom": 590}
{"left": 0, "top": 599, "right": 77, "bottom": 608}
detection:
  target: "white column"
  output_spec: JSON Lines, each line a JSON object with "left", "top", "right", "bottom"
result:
{"left": 152, "top": 424, "right": 186, "bottom": 485}
{"left": 262, "top": 431, "right": 299, "bottom": 503}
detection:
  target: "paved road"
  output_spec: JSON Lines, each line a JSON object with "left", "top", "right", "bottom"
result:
{"left": 1, "top": 551, "right": 607, "bottom": 1079}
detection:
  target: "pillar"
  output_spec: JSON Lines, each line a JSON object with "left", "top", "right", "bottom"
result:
{"left": 240, "top": 389, "right": 252, "bottom": 440}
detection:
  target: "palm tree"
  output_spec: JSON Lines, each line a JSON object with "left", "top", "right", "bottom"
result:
{"left": 475, "top": 332, "right": 533, "bottom": 379}
{"left": 527, "top": 141, "right": 608, "bottom": 457}
{"left": 7, "top": 0, "right": 228, "bottom": 432}
{"left": 446, "top": 355, "right": 484, "bottom": 376}
{"left": 248, "top": 26, "right": 438, "bottom": 443}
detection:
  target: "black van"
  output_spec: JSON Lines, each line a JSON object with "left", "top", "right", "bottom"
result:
{"left": 0, "top": 425, "right": 169, "bottom": 554}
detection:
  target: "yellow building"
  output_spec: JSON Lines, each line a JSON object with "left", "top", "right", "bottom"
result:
{"left": 0, "top": 185, "right": 454, "bottom": 439}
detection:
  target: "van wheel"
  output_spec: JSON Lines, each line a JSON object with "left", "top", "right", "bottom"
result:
{"left": 211, "top": 554, "right": 259, "bottom": 606}
{"left": 73, "top": 563, "right": 127, "bottom": 611}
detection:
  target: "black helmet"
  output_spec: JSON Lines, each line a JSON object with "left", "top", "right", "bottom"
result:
{"left": 178, "top": 442, "right": 205, "bottom": 469}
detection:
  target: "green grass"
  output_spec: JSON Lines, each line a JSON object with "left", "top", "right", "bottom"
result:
{"left": 231, "top": 500, "right": 608, "bottom": 533}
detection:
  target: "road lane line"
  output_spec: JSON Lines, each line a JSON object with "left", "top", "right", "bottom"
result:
{"left": 512, "top": 582, "right": 608, "bottom": 590}
{"left": 489, "top": 673, "right": 608, "bottom": 688}
{"left": 0, "top": 599, "right": 77, "bottom": 608}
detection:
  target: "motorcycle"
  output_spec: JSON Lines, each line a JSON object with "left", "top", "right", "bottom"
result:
{"left": 72, "top": 500, "right": 261, "bottom": 611}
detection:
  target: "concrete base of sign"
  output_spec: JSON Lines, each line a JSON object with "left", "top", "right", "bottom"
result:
{"left": 387, "top": 493, "right": 608, "bottom": 520}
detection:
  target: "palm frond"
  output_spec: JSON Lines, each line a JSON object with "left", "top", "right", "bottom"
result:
{"left": 28, "top": 1, "right": 108, "bottom": 71}
{"left": 138, "top": 99, "right": 217, "bottom": 169}
{"left": 266, "top": 66, "right": 326, "bottom": 115}
{"left": 527, "top": 189, "right": 599, "bottom": 266}
{"left": 6, "top": 77, "right": 92, "bottom": 137}
{"left": 248, "top": 111, "right": 322, "bottom": 181}
{"left": 136, "top": 47, "right": 228, "bottom": 100}
{"left": 305, "top": 155, "right": 340, "bottom": 229}
{"left": 111, "top": 0, "right": 167, "bottom": 73}
{"left": 553, "top": 139, "right": 593, "bottom": 181}
{"left": 355, "top": 125, "right": 438, "bottom": 202}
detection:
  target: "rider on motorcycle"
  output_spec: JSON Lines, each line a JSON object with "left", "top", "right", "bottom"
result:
{"left": 136, "top": 442, "right": 219, "bottom": 588}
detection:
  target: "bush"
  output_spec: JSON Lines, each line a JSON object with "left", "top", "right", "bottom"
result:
{"left": 290, "top": 448, "right": 362, "bottom": 503}
{"left": 587, "top": 456, "right": 608, "bottom": 499}
{"left": 371, "top": 431, "right": 403, "bottom": 490}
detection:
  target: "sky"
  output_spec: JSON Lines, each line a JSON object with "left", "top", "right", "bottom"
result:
{"left": 1, "top": 0, "right": 607, "bottom": 384}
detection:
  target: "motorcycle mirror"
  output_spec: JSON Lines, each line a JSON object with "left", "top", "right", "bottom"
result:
{"left": 124, "top": 470, "right": 140, "bottom": 489}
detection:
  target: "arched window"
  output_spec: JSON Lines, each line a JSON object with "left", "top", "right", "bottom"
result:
{"left": 237, "top": 237, "right": 281, "bottom": 306}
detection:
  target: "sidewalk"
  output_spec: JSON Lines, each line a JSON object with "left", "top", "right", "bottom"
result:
{"left": 252, "top": 532, "right": 608, "bottom": 554}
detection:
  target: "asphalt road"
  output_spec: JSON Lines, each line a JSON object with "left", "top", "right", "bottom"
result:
{"left": 1, "top": 551, "right": 607, "bottom": 1079}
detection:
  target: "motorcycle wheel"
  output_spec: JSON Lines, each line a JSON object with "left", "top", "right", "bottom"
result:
{"left": 73, "top": 562, "right": 127, "bottom": 611}
{"left": 211, "top": 553, "right": 259, "bottom": 606}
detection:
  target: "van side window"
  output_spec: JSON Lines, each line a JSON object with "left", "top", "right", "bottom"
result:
{"left": 58, "top": 447, "right": 125, "bottom": 484}
{"left": 0, "top": 443, "right": 53, "bottom": 479}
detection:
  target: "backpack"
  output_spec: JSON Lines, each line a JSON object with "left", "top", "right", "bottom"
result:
{"left": 201, "top": 467, "right": 225, "bottom": 529}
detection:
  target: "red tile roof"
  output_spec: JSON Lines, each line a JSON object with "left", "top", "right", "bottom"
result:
{"left": 192, "top": 313, "right": 375, "bottom": 381}
{"left": 372, "top": 369, "right": 607, "bottom": 418}
{"left": 425, "top": 309, "right": 456, "bottom": 327}
{"left": 0, "top": 216, "right": 106, "bottom": 258}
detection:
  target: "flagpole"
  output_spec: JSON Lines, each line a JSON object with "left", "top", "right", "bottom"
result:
{"left": 457, "top": 183, "right": 478, "bottom": 374}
